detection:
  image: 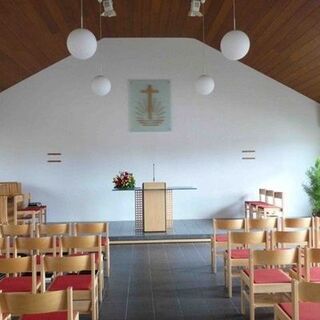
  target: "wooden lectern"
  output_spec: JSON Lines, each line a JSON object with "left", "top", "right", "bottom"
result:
{"left": 143, "top": 182, "right": 166, "bottom": 232}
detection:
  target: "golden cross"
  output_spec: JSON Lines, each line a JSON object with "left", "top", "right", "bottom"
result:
{"left": 141, "top": 85, "right": 159, "bottom": 120}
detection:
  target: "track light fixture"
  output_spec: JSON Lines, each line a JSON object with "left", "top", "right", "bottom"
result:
{"left": 98, "top": 0, "right": 117, "bottom": 17}
{"left": 188, "top": 0, "right": 206, "bottom": 17}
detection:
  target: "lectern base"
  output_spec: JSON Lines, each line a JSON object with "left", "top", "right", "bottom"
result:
{"left": 134, "top": 189, "right": 173, "bottom": 232}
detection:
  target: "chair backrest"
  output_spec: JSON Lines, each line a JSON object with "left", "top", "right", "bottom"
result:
{"left": 60, "top": 235, "right": 102, "bottom": 255}
{"left": 265, "top": 190, "right": 275, "bottom": 204}
{"left": 304, "top": 247, "right": 320, "bottom": 282}
{"left": 15, "top": 236, "right": 57, "bottom": 257}
{"left": 291, "top": 280, "right": 320, "bottom": 320}
{"left": 0, "top": 288, "right": 73, "bottom": 319}
{"left": 36, "top": 223, "right": 71, "bottom": 237}
{"left": 245, "top": 217, "right": 278, "bottom": 231}
{"left": 282, "top": 217, "right": 313, "bottom": 230}
{"left": 250, "top": 248, "right": 300, "bottom": 270}
{"left": 1, "top": 224, "right": 33, "bottom": 237}
{"left": 271, "top": 230, "right": 311, "bottom": 248}
{"left": 258, "top": 189, "right": 267, "bottom": 202}
{"left": 274, "top": 192, "right": 283, "bottom": 208}
{"left": 213, "top": 218, "right": 245, "bottom": 234}
{"left": 73, "top": 222, "right": 109, "bottom": 237}
{"left": 228, "top": 231, "right": 267, "bottom": 246}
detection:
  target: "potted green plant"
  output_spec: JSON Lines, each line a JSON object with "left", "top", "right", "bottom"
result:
{"left": 303, "top": 158, "right": 320, "bottom": 216}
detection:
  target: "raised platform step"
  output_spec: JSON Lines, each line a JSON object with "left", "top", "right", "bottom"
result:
{"left": 109, "top": 219, "right": 212, "bottom": 244}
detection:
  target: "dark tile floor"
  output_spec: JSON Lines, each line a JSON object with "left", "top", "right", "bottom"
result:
{"left": 91, "top": 243, "right": 274, "bottom": 320}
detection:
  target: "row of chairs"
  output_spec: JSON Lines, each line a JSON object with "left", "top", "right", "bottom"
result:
{"left": 245, "top": 188, "right": 284, "bottom": 218}
{"left": 0, "top": 221, "right": 110, "bottom": 277}
{"left": 239, "top": 246, "right": 320, "bottom": 320}
{"left": 0, "top": 253, "right": 99, "bottom": 319}
{"left": 210, "top": 216, "right": 320, "bottom": 319}
{"left": 225, "top": 229, "right": 310, "bottom": 298}
{"left": 211, "top": 216, "right": 317, "bottom": 273}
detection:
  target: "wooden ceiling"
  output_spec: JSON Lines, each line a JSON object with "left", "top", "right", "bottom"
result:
{"left": 1, "top": 0, "right": 320, "bottom": 102}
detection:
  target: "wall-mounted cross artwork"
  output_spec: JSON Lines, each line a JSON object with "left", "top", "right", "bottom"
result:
{"left": 129, "top": 80, "right": 171, "bottom": 132}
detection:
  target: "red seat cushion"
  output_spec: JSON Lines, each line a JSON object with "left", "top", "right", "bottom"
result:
{"left": 48, "top": 275, "right": 92, "bottom": 291}
{"left": 228, "top": 249, "right": 250, "bottom": 259}
{"left": 0, "top": 276, "right": 39, "bottom": 292}
{"left": 214, "top": 234, "right": 228, "bottom": 242}
{"left": 18, "top": 206, "right": 46, "bottom": 212}
{"left": 280, "top": 302, "right": 320, "bottom": 320}
{"left": 22, "top": 311, "right": 68, "bottom": 320}
{"left": 243, "top": 268, "right": 291, "bottom": 284}
{"left": 245, "top": 201, "right": 268, "bottom": 206}
{"left": 292, "top": 267, "right": 320, "bottom": 282}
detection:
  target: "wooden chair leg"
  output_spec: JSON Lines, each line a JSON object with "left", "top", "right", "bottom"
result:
{"left": 240, "top": 279, "right": 245, "bottom": 315}
{"left": 106, "top": 244, "right": 110, "bottom": 277}
{"left": 211, "top": 238, "right": 216, "bottom": 273}
{"left": 249, "top": 290, "right": 255, "bottom": 320}
{"left": 228, "top": 265, "right": 232, "bottom": 298}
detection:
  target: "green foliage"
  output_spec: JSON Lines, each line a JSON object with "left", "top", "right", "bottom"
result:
{"left": 303, "top": 158, "right": 320, "bottom": 216}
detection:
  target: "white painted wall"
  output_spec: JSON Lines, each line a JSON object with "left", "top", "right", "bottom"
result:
{"left": 0, "top": 38, "right": 319, "bottom": 222}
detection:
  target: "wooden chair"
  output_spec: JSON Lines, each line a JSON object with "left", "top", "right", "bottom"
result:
{"left": 256, "top": 191, "right": 284, "bottom": 218}
{"left": 211, "top": 218, "right": 245, "bottom": 273}
{"left": 0, "top": 256, "right": 39, "bottom": 294}
{"left": 225, "top": 230, "right": 267, "bottom": 298}
{"left": 60, "top": 235, "right": 104, "bottom": 303}
{"left": 73, "top": 222, "right": 110, "bottom": 277}
{"left": 244, "top": 189, "right": 267, "bottom": 218}
{"left": 274, "top": 280, "right": 320, "bottom": 320}
{"left": 12, "top": 194, "right": 42, "bottom": 226}
{"left": 40, "top": 254, "right": 99, "bottom": 320}
{"left": 240, "top": 248, "right": 300, "bottom": 320}
{"left": 271, "top": 230, "right": 311, "bottom": 249}
{"left": 0, "top": 288, "right": 79, "bottom": 320}
{"left": 282, "top": 217, "right": 314, "bottom": 246}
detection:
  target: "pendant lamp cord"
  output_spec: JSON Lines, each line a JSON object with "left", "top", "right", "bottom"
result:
{"left": 80, "top": 0, "right": 83, "bottom": 28}
{"left": 233, "top": 0, "right": 236, "bottom": 30}
{"left": 99, "top": 1, "right": 103, "bottom": 75}
{"left": 202, "top": 3, "right": 206, "bottom": 74}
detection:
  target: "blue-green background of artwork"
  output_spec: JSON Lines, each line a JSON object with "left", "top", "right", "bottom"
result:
{"left": 129, "top": 80, "right": 171, "bottom": 132}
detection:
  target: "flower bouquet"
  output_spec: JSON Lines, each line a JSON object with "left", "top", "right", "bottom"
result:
{"left": 113, "top": 171, "right": 135, "bottom": 190}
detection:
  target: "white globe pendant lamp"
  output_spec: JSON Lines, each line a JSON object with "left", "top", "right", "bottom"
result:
{"left": 66, "top": 0, "right": 97, "bottom": 60}
{"left": 220, "top": 0, "right": 250, "bottom": 61}
{"left": 195, "top": 74, "right": 215, "bottom": 95}
{"left": 91, "top": 75, "right": 111, "bottom": 96}
{"left": 195, "top": 4, "right": 215, "bottom": 95}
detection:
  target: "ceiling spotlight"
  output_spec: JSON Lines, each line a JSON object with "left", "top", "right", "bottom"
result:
{"left": 188, "top": 0, "right": 206, "bottom": 17}
{"left": 98, "top": 0, "right": 116, "bottom": 17}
